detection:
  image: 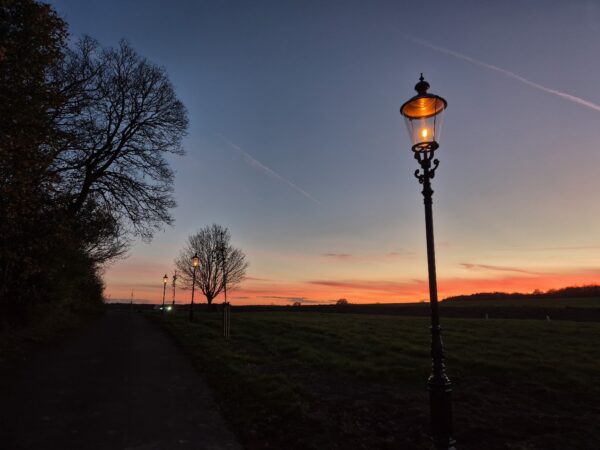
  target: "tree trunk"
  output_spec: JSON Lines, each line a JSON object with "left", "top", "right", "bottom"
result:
{"left": 206, "top": 295, "right": 217, "bottom": 312}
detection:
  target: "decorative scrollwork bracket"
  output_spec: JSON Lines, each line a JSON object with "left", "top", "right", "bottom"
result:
{"left": 413, "top": 147, "right": 439, "bottom": 185}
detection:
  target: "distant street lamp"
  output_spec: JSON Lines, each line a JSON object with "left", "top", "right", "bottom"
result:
{"left": 400, "top": 74, "right": 455, "bottom": 450}
{"left": 190, "top": 253, "right": 200, "bottom": 322}
{"left": 162, "top": 274, "right": 168, "bottom": 312}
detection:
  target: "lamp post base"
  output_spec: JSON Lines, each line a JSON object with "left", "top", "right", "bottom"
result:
{"left": 428, "top": 376, "right": 456, "bottom": 450}
{"left": 223, "top": 302, "right": 231, "bottom": 338}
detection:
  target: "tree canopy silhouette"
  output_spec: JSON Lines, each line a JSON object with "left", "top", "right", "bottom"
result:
{"left": 175, "top": 225, "right": 248, "bottom": 305}
{"left": 52, "top": 36, "right": 188, "bottom": 250}
{"left": 0, "top": 0, "right": 75, "bottom": 311}
{"left": 0, "top": 0, "right": 187, "bottom": 318}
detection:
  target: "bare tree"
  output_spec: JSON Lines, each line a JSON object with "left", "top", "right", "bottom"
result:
{"left": 51, "top": 37, "right": 188, "bottom": 249}
{"left": 175, "top": 224, "right": 248, "bottom": 305}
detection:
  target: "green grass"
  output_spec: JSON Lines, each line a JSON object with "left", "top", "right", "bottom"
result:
{"left": 157, "top": 311, "right": 600, "bottom": 450}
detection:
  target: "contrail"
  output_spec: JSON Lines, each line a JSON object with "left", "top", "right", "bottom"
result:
{"left": 220, "top": 135, "right": 321, "bottom": 205}
{"left": 404, "top": 35, "right": 600, "bottom": 113}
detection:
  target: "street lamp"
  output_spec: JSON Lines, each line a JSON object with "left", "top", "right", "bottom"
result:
{"left": 172, "top": 271, "right": 177, "bottom": 307}
{"left": 162, "top": 274, "right": 168, "bottom": 312}
{"left": 190, "top": 253, "right": 199, "bottom": 322}
{"left": 400, "top": 74, "right": 455, "bottom": 450}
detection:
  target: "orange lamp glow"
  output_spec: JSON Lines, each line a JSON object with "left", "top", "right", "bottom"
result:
{"left": 400, "top": 74, "right": 447, "bottom": 152}
{"left": 192, "top": 253, "right": 199, "bottom": 268}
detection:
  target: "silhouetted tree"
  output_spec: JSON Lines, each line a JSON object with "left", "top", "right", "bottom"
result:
{"left": 175, "top": 225, "right": 248, "bottom": 305}
{"left": 0, "top": 1, "right": 187, "bottom": 320}
{"left": 443, "top": 285, "right": 600, "bottom": 303}
{"left": 0, "top": 0, "right": 71, "bottom": 310}
{"left": 51, "top": 36, "right": 188, "bottom": 246}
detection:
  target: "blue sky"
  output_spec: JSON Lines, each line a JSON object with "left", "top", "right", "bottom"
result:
{"left": 49, "top": 0, "right": 600, "bottom": 303}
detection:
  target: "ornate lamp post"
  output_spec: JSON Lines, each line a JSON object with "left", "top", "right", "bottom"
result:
{"left": 162, "top": 274, "right": 168, "bottom": 312}
{"left": 400, "top": 74, "right": 455, "bottom": 450}
{"left": 190, "top": 253, "right": 199, "bottom": 322}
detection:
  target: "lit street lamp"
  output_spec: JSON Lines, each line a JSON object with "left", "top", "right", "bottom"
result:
{"left": 190, "top": 253, "right": 199, "bottom": 322}
{"left": 162, "top": 274, "right": 168, "bottom": 312}
{"left": 400, "top": 74, "right": 455, "bottom": 449}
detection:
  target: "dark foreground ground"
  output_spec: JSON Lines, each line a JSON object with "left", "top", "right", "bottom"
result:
{"left": 0, "top": 311, "right": 240, "bottom": 450}
{"left": 158, "top": 310, "right": 600, "bottom": 450}
{"left": 233, "top": 297, "right": 600, "bottom": 322}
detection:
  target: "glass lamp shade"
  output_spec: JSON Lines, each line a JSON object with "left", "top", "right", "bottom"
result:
{"left": 192, "top": 254, "right": 200, "bottom": 268}
{"left": 163, "top": 274, "right": 168, "bottom": 284}
{"left": 400, "top": 76, "right": 447, "bottom": 152}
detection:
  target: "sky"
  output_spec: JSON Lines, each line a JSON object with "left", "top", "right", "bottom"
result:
{"left": 49, "top": 0, "right": 600, "bottom": 305}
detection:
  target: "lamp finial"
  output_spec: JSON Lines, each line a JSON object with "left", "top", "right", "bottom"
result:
{"left": 415, "top": 74, "right": 430, "bottom": 95}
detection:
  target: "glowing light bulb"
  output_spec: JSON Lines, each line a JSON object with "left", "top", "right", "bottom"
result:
{"left": 421, "top": 128, "right": 429, "bottom": 140}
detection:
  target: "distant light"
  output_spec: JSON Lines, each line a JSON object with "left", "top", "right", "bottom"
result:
{"left": 167, "top": 306, "right": 172, "bottom": 311}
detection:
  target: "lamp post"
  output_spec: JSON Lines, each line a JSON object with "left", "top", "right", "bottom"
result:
{"left": 190, "top": 253, "right": 199, "bottom": 322}
{"left": 220, "top": 240, "right": 228, "bottom": 306}
{"left": 162, "top": 274, "right": 168, "bottom": 312}
{"left": 220, "top": 238, "right": 230, "bottom": 338}
{"left": 172, "top": 270, "right": 177, "bottom": 307}
{"left": 400, "top": 74, "right": 455, "bottom": 450}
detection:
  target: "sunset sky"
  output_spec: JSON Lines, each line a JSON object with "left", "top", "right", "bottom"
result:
{"left": 50, "top": 0, "right": 600, "bottom": 304}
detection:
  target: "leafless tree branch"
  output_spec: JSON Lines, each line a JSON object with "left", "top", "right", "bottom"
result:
{"left": 174, "top": 224, "right": 248, "bottom": 305}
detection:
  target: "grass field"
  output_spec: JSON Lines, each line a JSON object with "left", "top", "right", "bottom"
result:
{"left": 227, "top": 297, "right": 600, "bottom": 322}
{"left": 157, "top": 311, "right": 600, "bottom": 449}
